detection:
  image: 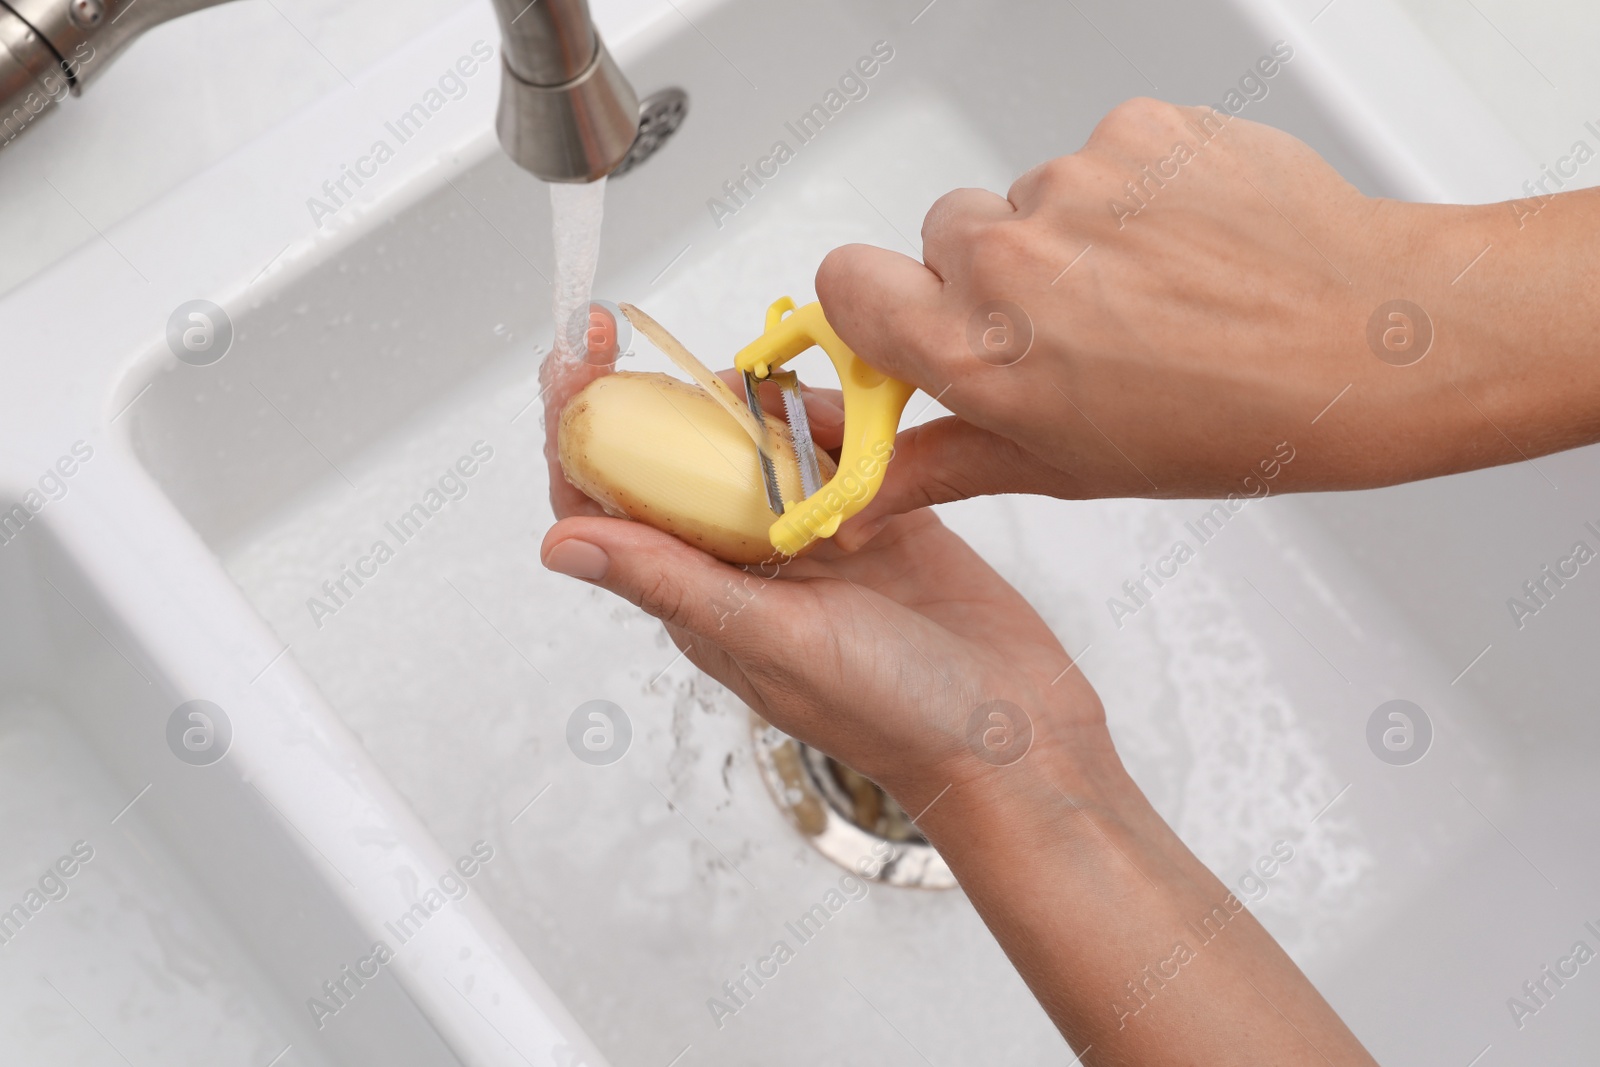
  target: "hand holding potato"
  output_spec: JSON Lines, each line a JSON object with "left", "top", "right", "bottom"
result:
{"left": 541, "top": 459, "right": 1374, "bottom": 1065}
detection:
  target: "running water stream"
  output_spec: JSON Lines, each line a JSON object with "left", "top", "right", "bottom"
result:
{"left": 548, "top": 177, "right": 608, "bottom": 365}
{"left": 541, "top": 177, "right": 611, "bottom": 516}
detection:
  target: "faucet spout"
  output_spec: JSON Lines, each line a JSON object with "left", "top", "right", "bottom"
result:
{"left": 2, "top": 0, "right": 234, "bottom": 150}
{"left": 488, "top": 0, "right": 639, "bottom": 183}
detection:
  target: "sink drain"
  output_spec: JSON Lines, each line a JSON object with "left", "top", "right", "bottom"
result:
{"left": 751, "top": 716, "right": 955, "bottom": 889}
{"left": 610, "top": 87, "right": 688, "bottom": 179}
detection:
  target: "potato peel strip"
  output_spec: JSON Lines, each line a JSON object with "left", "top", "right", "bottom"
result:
{"left": 619, "top": 303, "right": 772, "bottom": 456}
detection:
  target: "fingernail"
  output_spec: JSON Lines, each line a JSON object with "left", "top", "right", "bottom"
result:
{"left": 544, "top": 538, "right": 610, "bottom": 581}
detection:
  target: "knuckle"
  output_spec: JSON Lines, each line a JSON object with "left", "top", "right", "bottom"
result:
{"left": 1008, "top": 154, "right": 1121, "bottom": 216}
{"left": 919, "top": 467, "right": 970, "bottom": 510}
{"left": 816, "top": 244, "right": 868, "bottom": 302}
{"left": 636, "top": 571, "right": 692, "bottom": 630}
{"left": 922, "top": 193, "right": 960, "bottom": 250}
{"left": 1009, "top": 155, "right": 1078, "bottom": 204}
{"left": 1096, "top": 96, "right": 1188, "bottom": 147}
{"left": 922, "top": 187, "right": 986, "bottom": 243}
{"left": 925, "top": 187, "right": 968, "bottom": 224}
{"left": 1035, "top": 154, "right": 1091, "bottom": 189}
{"left": 900, "top": 423, "right": 972, "bottom": 508}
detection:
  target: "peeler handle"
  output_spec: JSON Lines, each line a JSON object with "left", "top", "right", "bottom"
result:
{"left": 734, "top": 297, "right": 915, "bottom": 557}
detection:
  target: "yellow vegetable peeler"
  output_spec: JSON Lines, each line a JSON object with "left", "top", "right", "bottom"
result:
{"left": 733, "top": 297, "right": 916, "bottom": 558}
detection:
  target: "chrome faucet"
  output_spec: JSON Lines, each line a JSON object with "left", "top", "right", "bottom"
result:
{"left": 0, "top": 0, "right": 640, "bottom": 181}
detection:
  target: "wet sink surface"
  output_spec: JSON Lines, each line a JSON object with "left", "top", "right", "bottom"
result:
{"left": 123, "top": 0, "right": 1600, "bottom": 1063}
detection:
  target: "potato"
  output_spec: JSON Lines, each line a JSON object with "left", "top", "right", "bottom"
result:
{"left": 558, "top": 371, "right": 834, "bottom": 564}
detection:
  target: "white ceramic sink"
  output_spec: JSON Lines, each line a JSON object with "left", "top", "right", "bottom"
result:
{"left": 3, "top": 0, "right": 1598, "bottom": 1064}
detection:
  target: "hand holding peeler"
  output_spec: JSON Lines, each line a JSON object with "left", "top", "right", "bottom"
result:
{"left": 733, "top": 297, "right": 916, "bottom": 558}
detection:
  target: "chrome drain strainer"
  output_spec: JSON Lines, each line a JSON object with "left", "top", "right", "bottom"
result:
{"left": 751, "top": 716, "right": 955, "bottom": 889}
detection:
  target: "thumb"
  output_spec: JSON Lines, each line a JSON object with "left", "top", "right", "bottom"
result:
{"left": 833, "top": 417, "right": 1066, "bottom": 551}
{"left": 540, "top": 515, "right": 786, "bottom": 652}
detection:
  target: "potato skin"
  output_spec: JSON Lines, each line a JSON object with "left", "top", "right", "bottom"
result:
{"left": 558, "top": 372, "right": 833, "bottom": 564}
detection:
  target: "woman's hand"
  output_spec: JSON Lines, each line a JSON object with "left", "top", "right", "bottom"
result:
{"left": 541, "top": 498, "right": 1104, "bottom": 802}
{"left": 540, "top": 480, "right": 1376, "bottom": 1064}
{"left": 817, "top": 98, "right": 1600, "bottom": 545}
{"left": 538, "top": 322, "right": 1099, "bottom": 799}
{"left": 540, "top": 374, "right": 1374, "bottom": 1062}
{"left": 543, "top": 359, "right": 1108, "bottom": 797}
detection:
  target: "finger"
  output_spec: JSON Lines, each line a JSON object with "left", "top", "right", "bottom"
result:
{"left": 545, "top": 407, "right": 607, "bottom": 518}
{"left": 540, "top": 516, "right": 788, "bottom": 656}
{"left": 545, "top": 399, "right": 607, "bottom": 520}
{"left": 712, "top": 369, "right": 842, "bottom": 422}
{"left": 548, "top": 465, "right": 606, "bottom": 519}
{"left": 815, "top": 243, "right": 959, "bottom": 394}
{"left": 544, "top": 303, "right": 623, "bottom": 519}
{"left": 581, "top": 302, "right": 624, "bottom": 369}
{"left": 713, "top": 369, "right": 846, "bottom": 451}
{"left": 832, "top": 417, "right": 1067, "bottom": 550}
{"left": 799, "top": 384, "right": 845, "bottom": 448}
{"left": 921, "top": 187, "right": 1015, "bottom": 284}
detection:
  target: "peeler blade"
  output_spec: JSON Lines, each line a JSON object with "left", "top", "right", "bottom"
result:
{"left": 770, "top": 370, "right": 824, "bottom": 500}
{"left": 742, "top": 370, "right": 786, "bottom": 516}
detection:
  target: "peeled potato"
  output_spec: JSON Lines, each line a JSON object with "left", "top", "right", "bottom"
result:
{"left": 558, "top": 371, "right": 835, "bottom": 564}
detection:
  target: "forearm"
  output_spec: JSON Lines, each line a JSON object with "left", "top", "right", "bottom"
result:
{"left": 1457, "top": 188, "right": 1600, "bottom": 452}
{"left": 893, "top": 727, "right": 1374, "bottom": 1064}
{"left": 1354, "top": 188, "right": 1600, "bottom": 483}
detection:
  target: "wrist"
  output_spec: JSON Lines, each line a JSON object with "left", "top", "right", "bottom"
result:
{"left": 873, "top": 673, "right": 1235, "bottom": 908}
{"left": 1321, "top": 198, "right": 1486, "bottom": 485}
{"left": 879, "top": 697, "right": 1147, "bottom": 864}
{"left": 889, "top": 716, "right": 1226, "bottom": 956}
{"left": 1390, "top": 192, "right": 1600, "bottom": 472}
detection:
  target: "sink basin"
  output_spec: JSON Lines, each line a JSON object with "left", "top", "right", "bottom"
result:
{"left": 0, "top": 523, "right": 601, "bottom": 1066}
{"left": 3, "top": 0, "right": 1597, "bottom": 1064}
